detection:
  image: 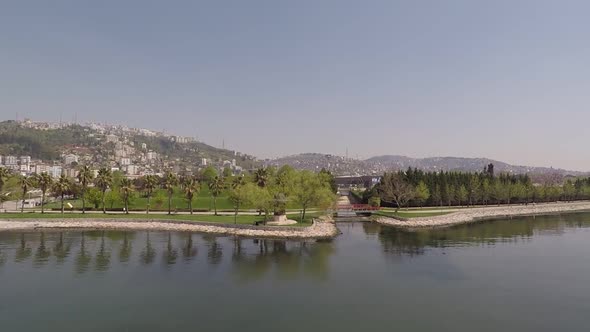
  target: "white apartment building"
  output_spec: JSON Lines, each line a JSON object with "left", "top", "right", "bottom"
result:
{"left": 49, "top": 166, "right": 62, "bottom": 178}
{"left": 146, "top": 151, "right": 158, "bottom": 160}
{"left": 34, "top": 164, "right": 50, "bottom": 174}
{"left": 124, "top": 164, "right": 139, "bottom": 175}
{"left": 4, "top": 155, "right": 17, "bottom": 165}
{"left": 105, "top": 134, "right": 118, "bottom": 143}
{"left": 20, "top": 156, "right": 31, "bottom": 165}
{"left": 63, "top": 154, "right": 79, "bottom": 165}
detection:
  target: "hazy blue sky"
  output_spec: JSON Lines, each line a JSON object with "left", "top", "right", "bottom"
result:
{"left": 2, "top": 1, "right": 590, "bottom": 170}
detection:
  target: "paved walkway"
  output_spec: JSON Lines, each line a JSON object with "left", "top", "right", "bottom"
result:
{"left": 374, "top": 201, "right": 590, "bottom": 228}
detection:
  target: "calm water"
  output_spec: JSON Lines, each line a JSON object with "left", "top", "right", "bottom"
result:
{"left": 2, "top": 213, "right": 590, "bottom": 332}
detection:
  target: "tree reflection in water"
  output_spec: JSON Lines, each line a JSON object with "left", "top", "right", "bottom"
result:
{"left": 75, "top": 232, "right": 91, "bottom": 274}
{"left": 231, "top": 238, "right": 335, "bottom": 282}
{"left": 34, "top": 233, "right": 52, "bottom": 266}
{"left": 182, "top": 233, "right": 197, "bottom": 261}
{"left": 15, "top": 233, "right": 32, "bottom": 263}
{"left": 95, "top": 231, "right": 111, "bottom": 272}
{"left": 140, "top": 232, "right": 156, "bottom": 265}
{"left": 2, "top": 214, "right": 590, "bottom": 277}
{"left": 163, "top": 233, "right": 178, "bottom": 266}
{"left": 119, "top": 232, "right": 132, "bottom": 263}
{"left": 54, "top": 232, "right": 72, "bottom": 265}
{"left": 2, "top": 231, "right": 337, "bottom": 279}
{"left": 204, "top": 235, "right": 223, "bottom": 265}
{"left": 370, "top": 213, "right": 590, "bottom": 256}
{"left": 0, "top": 244, "right": 5, "bottom": 266}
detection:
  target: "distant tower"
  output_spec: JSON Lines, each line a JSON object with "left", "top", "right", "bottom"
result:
{"left": 346, "top": 147, "right": 349, "bottom": 160}
{"left": 222, "top": 139, "right": 225, "bottom": 150}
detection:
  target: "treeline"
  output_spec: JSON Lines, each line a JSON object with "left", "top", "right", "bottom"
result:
{"left": 0, "top": 121, "right": 92, "bottom": 160}
{"left": 363, "top": 167, "right": 590, "bottom": 209}
{"left": 0, "top": 165, "right": 337, "bottom": 223}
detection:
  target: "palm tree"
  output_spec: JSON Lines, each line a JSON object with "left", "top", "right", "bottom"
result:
{"left": 95, "top": 168, "right": 113, "bottom": 214}
{"left": 120, "top": 178, "right": 134, "bottom": 214}
{"left": 231, "top": 175, "right": 245, "bottom": 189}
{"left": 184, "top": 178, "right": 200, "bottom": 215}
{"left": 208, "top": 176, "right": 225, "bottom": 216}
{"left": 36, "top": 172, "right": 53, "bottom": 214}
{"left": 143, "top": 174, "right": 159, "bottom": 214}
{"left": 17, "top": 175, "right": 33, "bottom": 213}
{"left": 163, "top": 172, "right": 178, "bottom": 215}
{"left": 53, "top": 174, "right": 71, "bottom": 214}
{"left": 253, "top": 168, "right": 269, "bottom": 188}
{"left": 77, "top": 165, "right": 94, "bottom": 214}
{"left": 0, "top": 167, "right": 11, "bottom": 193}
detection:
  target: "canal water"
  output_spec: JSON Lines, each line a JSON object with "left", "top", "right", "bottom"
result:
{"left": 1, "top": 213, "right": 590, "bottom": 332}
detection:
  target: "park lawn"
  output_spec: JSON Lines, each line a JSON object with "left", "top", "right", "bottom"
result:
{"left": 45, "top": 186, "right": 234, "bottom": 211}
{"left": 0, "top": 212, "right": 315, "bottom": 226}
{"left": 374, "top": 210, "right": 452, "bottom": 219}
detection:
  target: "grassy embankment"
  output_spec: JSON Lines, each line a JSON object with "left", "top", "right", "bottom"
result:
{"left": 0, "top": 211, "right": 320, "bottom": 226}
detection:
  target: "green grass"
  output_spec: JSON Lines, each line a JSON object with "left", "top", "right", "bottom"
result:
{"left": 45, "top": 187, "right": 234, "bottom": 211}
{"left": 0, "top": 211, "right": 316, "bottom": 227}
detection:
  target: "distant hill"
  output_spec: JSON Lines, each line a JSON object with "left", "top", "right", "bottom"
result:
{"left": 268, "top": 153, "right": 587, "bottom": 176}
{"left": 0, "top": 120, "right": 258, "bottom": 169}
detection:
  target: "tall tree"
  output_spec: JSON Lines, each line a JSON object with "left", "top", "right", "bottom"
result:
{"left": 0, "top": 167, "right": 11, "bottom": 193}
{"left": 228, "top": 182, "right": 250, "bottom": 224}
{"left": 563, "top": 180, "right": 576, "bottom": 202}
{"left": 53, "top": 174, "right": 71, "bottom": 214}
{"left": 467, "top": 175, "right": 481, "bottom": 206}
{"left": 456, "top": 185, "right": 468, "bottom": 207}
{"left": 480, "top": 178, "right": 491, "bottom": 205}
{"left": 378, "top": 172, "right": 416, "bottom": 212}
{"left": 253, "top": 167, "right": 269, "bottom": 188}
{"left": 208, "top": 176, "right": 225, "bottom": 216}
{"left": 414, "top": 181, "right": 430, "bottom": 207}
{"left": 95, "top": 168, "right": 113, "bottom": 214}
{"left": 163, "top": 172, "right": 178, "bottom": 215}
{"left": 184, "top": 178, "right": 200, "bottom": 215}
{"left": 143, "top": 174, "right": 159, "bottom": 214}
{"left": 293, "top": 171, "right": 335, "bottom": 220}
{"left": 200, "top": 166, "right": 218, "bottom": 184}
{"left": 119, "top": 178, "right": 134, "bottom": 214}
{"left": 77, "top": 165, "right": 94, "bottom": 214}
{"left": 17, "top": 175, "right": 33, "bottom": 213}
{"left": 36, "top": 172, "right": 53, "bottom": 214}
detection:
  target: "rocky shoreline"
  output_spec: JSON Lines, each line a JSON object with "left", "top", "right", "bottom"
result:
{"left": 374, "top": 201, "right": 590, "bottom": 229}
{"left": 0, "top": 215, "right": 339, "bottom": 239}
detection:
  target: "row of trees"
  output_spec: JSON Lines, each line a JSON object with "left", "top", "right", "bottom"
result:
{"left": 369, "top": 167, "right": 590, "bottom": 210}
{"left": 0, "top": 165, "right": 338, "bottom": 222}
{"left": 226, "top": 167, "right": 337, "bottom": 223}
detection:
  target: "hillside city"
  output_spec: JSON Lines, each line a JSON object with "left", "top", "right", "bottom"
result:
{"left": 0, "top": 119, "right": 258, "bottom": 180}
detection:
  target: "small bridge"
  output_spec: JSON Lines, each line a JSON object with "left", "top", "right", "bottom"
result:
{"left": 335, "top": 204, "right": 380, "bottom": 218}
{"left": 337, "top": 204, "right": 380, "bottom": 212}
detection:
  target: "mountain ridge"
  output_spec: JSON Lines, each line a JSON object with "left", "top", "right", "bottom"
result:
{"left": 268, "top": 153, "right": 587, "bottom": 176}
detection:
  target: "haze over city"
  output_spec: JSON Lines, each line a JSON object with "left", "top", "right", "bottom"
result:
{"left": 2, "top": 1, "right": 590, "bottom": 170}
